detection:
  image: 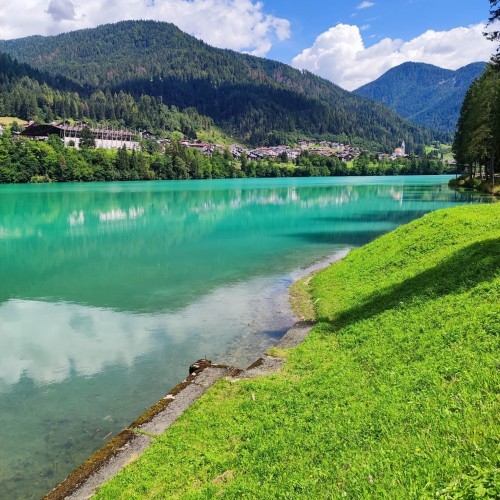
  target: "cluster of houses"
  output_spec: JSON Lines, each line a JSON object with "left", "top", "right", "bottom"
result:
{"left": 176, "top": 139, "right": 362, "bottom": 162}
{"left": 378, "top": 141, "right": 408, "bottom": 161}
{"left": 17, "top": 120, "right": 427, "bottom": 163}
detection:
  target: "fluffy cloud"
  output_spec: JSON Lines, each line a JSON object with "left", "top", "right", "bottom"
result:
{"left": 46, "top": 0, "right": 76, "bottom": 22}
{"left": 292, "top": 23, "right": 494, "bottom": 90}
{"left": 357, "top": 1, "right": 375, "bottom": 9}
{"left": 0, "top": 0, "right": 290, "bottom": 57}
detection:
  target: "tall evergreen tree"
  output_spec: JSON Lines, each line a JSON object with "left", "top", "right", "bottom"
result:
{"left": 79, "top": 126, "right": 96, "bottom": 149}
{"left": 486, "top": 0, "right": 500, "bottom": 67}
{"left": 453, "top": 66, "right": 500, "bottom": 185}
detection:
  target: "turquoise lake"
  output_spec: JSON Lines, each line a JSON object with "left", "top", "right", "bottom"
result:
{"left": 0, "top": 176, "right": 491, "bottom": 498}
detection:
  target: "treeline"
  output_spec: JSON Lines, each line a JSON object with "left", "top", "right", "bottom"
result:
{"left": 0, "top": 131, "right": 453, "bottom": 184}
{"left": 350, "top": 152, "right": 452, "bottom": 176}
{"left": 453, "top": 64, "right": 500, "bottom": 187}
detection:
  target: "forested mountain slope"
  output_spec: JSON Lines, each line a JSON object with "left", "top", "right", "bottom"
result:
{"left": 0, "top": 20, "right": 447, "bottom": 148}
{"left": 354, "top": 62, "right": 487, "bottom": 132}
{"left": 0, "top": 50, "right": 214, "bottom": 137}
{"left": 0, "top": 51, "right": 81, "bottom": 92}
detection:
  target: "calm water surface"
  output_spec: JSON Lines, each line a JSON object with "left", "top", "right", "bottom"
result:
{"left": 0, "top": 176, "right": 490, "bottom": 498}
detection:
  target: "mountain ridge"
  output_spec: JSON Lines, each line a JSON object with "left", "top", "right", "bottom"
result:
{"left": 354, "top": 61, "right": 487, "bottom": 132}
{"left": 0, "top": 20, "right": 448, "bottom": 148}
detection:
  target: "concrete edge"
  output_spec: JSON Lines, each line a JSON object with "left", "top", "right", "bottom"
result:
{"left": 43, "top": 360, "right": 233, "bottom": 500}
{"left": 43, "top": 321, "right": 316, "bottom": 499}
{"left": 44, "top": 429, "right": 142, "bottom": 500}
{"left": 235, "top": 321, "right": 315, "bottom": 379}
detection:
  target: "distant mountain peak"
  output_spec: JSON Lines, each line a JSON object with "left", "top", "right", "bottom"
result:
{"left": 354, "top": 61, "right": 487, "bottom": 132}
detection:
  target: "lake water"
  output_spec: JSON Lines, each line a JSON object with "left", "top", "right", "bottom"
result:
{"left": 0, "top": 176, "right": 490, "bottom": 498}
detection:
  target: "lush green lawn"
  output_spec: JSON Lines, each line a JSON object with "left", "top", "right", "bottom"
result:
{"left": 0, "top": 116, "right": 27, "bottom": 127}
{"left": 96, "top": 203, "right": 499, "bottom": 499}
{"left": 195, "top": 126, "right": 247, "bottom": 148}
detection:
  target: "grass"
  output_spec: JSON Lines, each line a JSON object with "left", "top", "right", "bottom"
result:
{"left": 289, "top": 274, "right": 317, "bottom": 322}
{"left": 425, "top": 144, "right": 453, "bottom": 162}
{"left": 0, "top": 116, "right": 27, "bottom": 127}
{"left": 196, "top": 126, "right": 247, "bottom": 148}
{"left": 95, "top": 203, "right": 500, "bottom": 499}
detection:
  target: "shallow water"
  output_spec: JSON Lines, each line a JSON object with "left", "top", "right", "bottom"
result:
{"left": 0, "top": 176, "right": 490, "bottom": 498}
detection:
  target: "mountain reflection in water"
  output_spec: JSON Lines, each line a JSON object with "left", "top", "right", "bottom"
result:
{"left": 0, "top": 176, "right": 490, "bottom": 499}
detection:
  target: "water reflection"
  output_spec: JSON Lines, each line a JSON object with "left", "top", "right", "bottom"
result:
{"left": 0, "top": 273, "right": 294, "bottom": 390}
{"left": 0, "top": 262, "right": 332, "bottom": 500}
{"left": 0, "top": 177, "right": 483, "bottom": 313}
{"left": 0, "top": 176, "right": 491, "bottom": 498}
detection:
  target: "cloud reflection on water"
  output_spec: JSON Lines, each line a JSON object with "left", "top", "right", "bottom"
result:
{"left": 0, "top": 273, "right": 295, "bottom": 389}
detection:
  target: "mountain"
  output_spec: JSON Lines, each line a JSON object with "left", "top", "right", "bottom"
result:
{"left": 354, "top": 62, "right": 487, "bottom": 133}
{"left": 0, "top": 20, "right": 447, "bottom": 148}
{"left": 0, "top": 51, "right": 82, "bottom": 92}
{"left": 0, "top": 49, "right": 217, "bottom": 138}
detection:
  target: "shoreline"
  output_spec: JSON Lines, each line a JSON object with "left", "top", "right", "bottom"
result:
{"left": 2, "top": 175, "right": 466, "bottom": 499}
{"left": 44, "top": 250, "right": 349, "bottom": 499}
{"left": 448, "top": 175, "right": 500, "bottom": 197}
{"left": 90, "top": 203, "right": 499, "bottom": 498}
{"left": 43, "top": 203, "right": 500, "bottom": 498}
{"left": 44, "top": 325, "right": 317, "bottom": 499}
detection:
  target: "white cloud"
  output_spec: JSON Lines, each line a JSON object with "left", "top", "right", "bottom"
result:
{"left": 292, "top": 23, "right": 494, "bottom": 90}
{"left": 0, "top": 272, "right": 294, "bottom": 388}
{"left": 357, "top": 1, "right": 375, "bottom": 9}
{"left": 46, "top": 0, "right": 76, "bottom": 22}
{"left": 0, "top": 0, "right": 291, "bottom": 57}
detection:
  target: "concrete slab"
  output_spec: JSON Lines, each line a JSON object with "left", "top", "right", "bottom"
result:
{"left": 65, "top": 433, "right": 152, "bottom": 500}
{"left": 44, "top": 361, "right": 232, "bottom": 500}
{"left": 136, "top": 366, "right": 231, "bottom": 436}
{"left": 275, "top": 321, "right": 315, "bottom": 349}
{"left": 44, "top": 430, "right": 151, "bottom": 500}
{"left": 43, "top": 322, "right": 316, "bottom": 499}
{"left": 234, "top": 321, "right": 314, "bottom": 379}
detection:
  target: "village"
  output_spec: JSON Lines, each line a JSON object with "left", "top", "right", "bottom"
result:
{"left": 177, "top": 138, "right": 363, "bottom": 162}
{"left": 5, "top": 120, "right": 423, "bottom": 164}
{"left": 14, "top": 120, "right": 372, "bottom": 162}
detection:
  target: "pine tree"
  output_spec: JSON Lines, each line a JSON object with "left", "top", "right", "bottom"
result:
{"left": 453, "top": 66, "right": 500, "bottom": 184}
{"left": 79, "top": 126, "right": 96, "bottom": 149}
{"left": 486, "top": 0, "right": 500, "bottom": 67}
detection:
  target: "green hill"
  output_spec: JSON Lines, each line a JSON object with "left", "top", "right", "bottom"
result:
{"left": 0, "top": 50, "right": 217, "bottom": 139}
{"left": 94, "top": 202, "right": 499, "bottom": 498}
{"left": 0, "top": 20, "right": 447, "bottom": 148}
{"left": 354, "top": 61, "right": 487, "bottom": 132}
{"left": 0, "top": 51, "right": 81, "bottom": 92}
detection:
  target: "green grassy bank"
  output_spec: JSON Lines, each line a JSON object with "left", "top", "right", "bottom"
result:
{"left": 449, "top": 175, "right": 500, "bottom": 197}
{"left": 96, "top": 203, "right": 499, "bottom": 499}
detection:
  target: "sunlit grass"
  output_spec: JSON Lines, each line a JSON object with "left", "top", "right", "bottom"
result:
{"left": 95, "top": 203, "right": 499, "bottom": 499}
{"left": 0, "top": 116, "right": 27, "bottom": 127}
{"left": 195, "top": 126, "right": 247, "bottom": 148}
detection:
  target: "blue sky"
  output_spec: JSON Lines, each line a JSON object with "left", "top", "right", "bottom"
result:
{"left": 1, "top": 1, "right": 495, "bottom": 89}
{"left": 264, "top": 0, "right": 488, "bottom": 63}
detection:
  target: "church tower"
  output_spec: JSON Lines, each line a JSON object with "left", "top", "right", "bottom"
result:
{"left": 401, "top": 140, "right": 405, "bottom": 156}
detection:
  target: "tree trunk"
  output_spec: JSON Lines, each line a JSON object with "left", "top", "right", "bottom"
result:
{"left": 491, "top": 150, "right": 495, "bottom": 187}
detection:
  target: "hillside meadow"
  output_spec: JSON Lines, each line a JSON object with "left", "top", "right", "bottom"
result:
{"left": 94, "top": 203, "right": 499, "bottom": 499}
